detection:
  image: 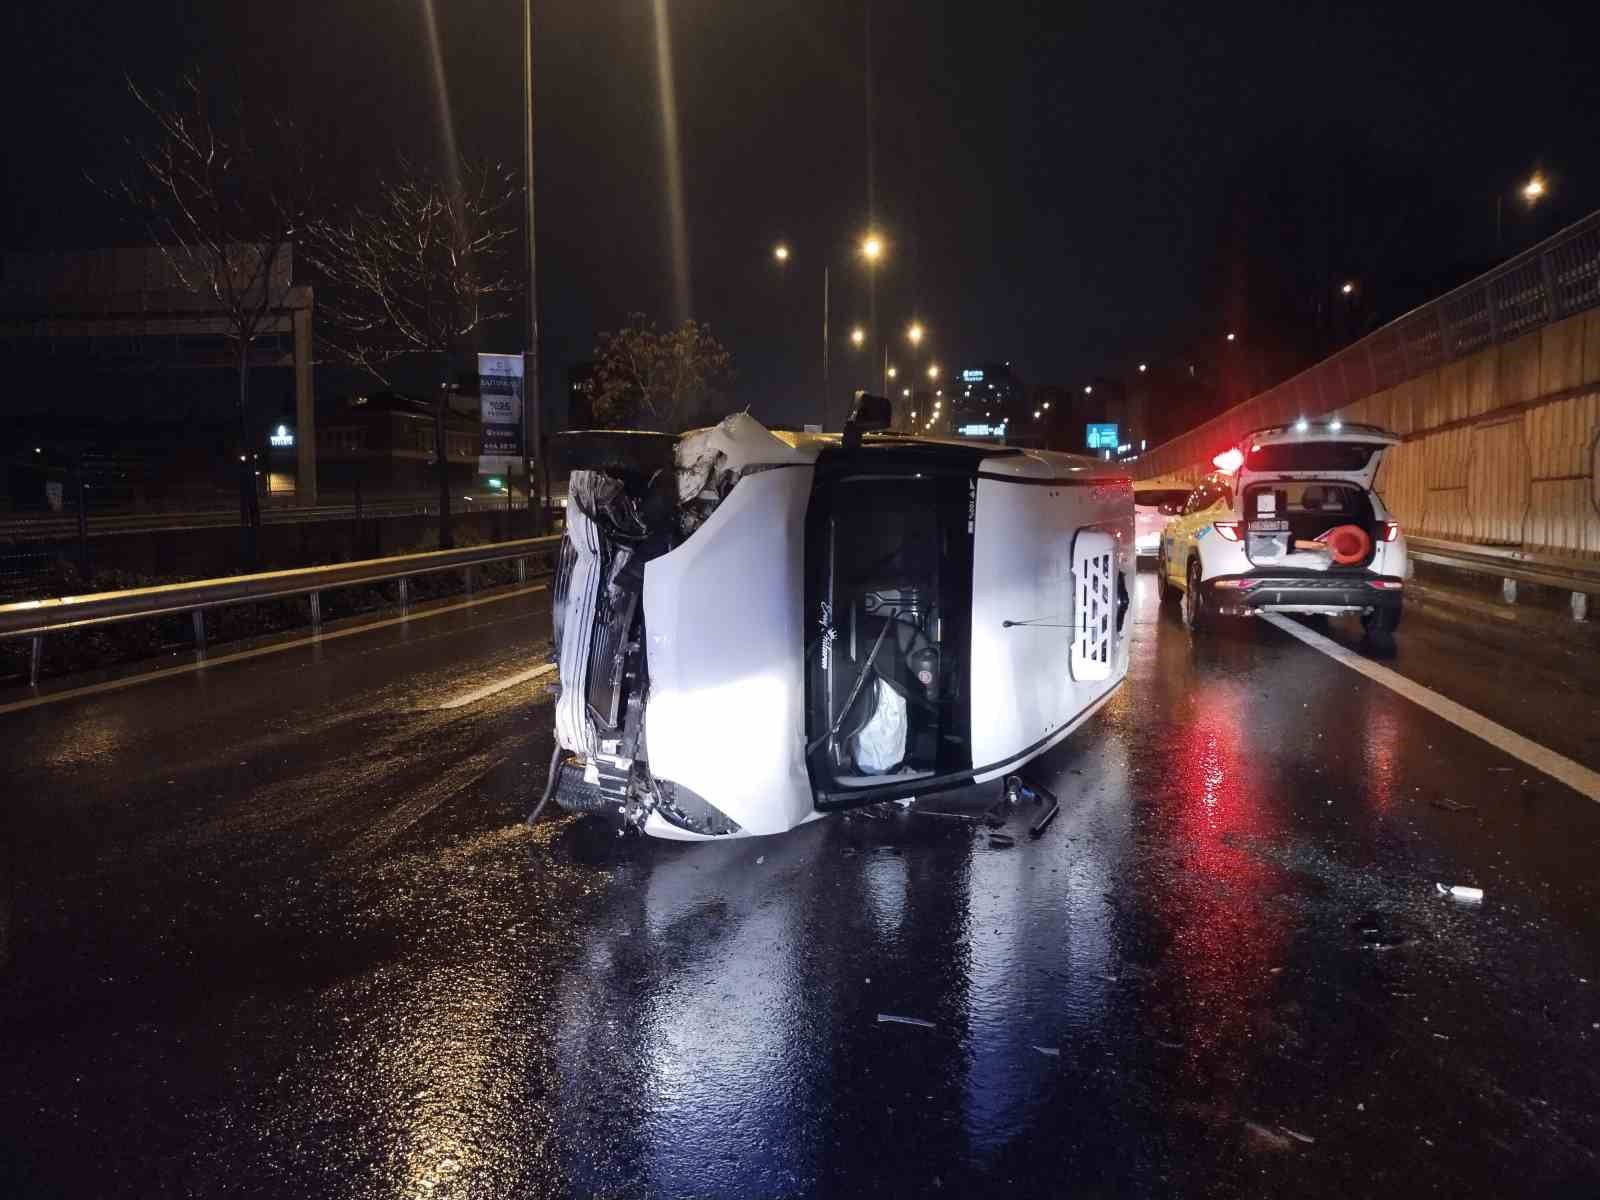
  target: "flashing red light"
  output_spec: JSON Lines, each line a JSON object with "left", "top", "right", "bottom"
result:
{"left": 1212, "top": 447, "right": 1244, "bottom": 473}
{"left": 1213, "top": 521, "right": 1243, "bottom": 542}
{"left": 1379, "top": 520, "right": 1401, "bottom": 542}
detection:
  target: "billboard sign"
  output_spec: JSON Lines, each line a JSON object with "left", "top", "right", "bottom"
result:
{"left": 961, "top": 369, "right": 985, "bottom": 383}
{"left": 1086, "top": 422, "right": 1119, "bottom": 450}
{"left": 478, "top": 353, "right": 524, "bottom": 475}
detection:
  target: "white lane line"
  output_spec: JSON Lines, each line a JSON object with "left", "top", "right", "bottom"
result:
{"left": 0, "top": 584, "right": 548, "bottom": 717}
{"left": 439, "top": 661, "right": 557, "bottom": 710}
{"left": 1261, "top": 613, "right": 1600, "bottom": 803}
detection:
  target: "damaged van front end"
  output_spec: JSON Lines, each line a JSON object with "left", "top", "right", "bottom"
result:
{"left": 550, "top": 416, "right": 819, "bottom": 839}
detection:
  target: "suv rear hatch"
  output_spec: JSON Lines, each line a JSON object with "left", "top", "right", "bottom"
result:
{"left": 1237, "top": 423, "right": 1398, "bottom": 572}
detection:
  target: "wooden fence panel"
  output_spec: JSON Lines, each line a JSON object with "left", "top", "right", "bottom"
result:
{"left": 1467, "top": 419, "right": 1530, "bottom": 545}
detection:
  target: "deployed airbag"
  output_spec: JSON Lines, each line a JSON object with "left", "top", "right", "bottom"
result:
{"left": 853, "top": 678, "right": 908, "bottom": 773}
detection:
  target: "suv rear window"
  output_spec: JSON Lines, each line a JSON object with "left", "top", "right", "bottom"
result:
{"left": 1246, "top": 443, "right": 1378, "bottom": 472}
{"left": 1134, "top": 489, "right": 1189, "bottom": 508}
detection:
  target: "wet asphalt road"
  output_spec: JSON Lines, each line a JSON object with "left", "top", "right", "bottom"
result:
{"left": 3, "top": 573, "right": 1599, "bottom": 1198}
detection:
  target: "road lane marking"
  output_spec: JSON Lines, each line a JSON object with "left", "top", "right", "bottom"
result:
{"left": 0, "top": 584, "right": 548, "bottom": 717}
{"left": 439, "top": 661, "right": 557, "bottom": 709}
{"left": 1262, "top": 613, "right": 1600, "bottom": 803}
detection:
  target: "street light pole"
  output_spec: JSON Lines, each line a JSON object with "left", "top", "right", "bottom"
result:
{"left": 821, "top": 266, "right": 830, "bottom": 429}
{"left": 522, "top": 0, "right": 545, "bottom": 532}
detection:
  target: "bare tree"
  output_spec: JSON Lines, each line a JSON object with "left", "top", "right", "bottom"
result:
{"left": 117, "top": 73, "right": 308, "bottom": 567}
{"left": 306, "top": 159, "right": 518, "bottom": 548}
{"left": 593, "top": 315, "right": 735, "bottom": 432}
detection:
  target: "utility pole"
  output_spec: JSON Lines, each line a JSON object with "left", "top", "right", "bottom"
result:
{"left": 522, "top": 0, "right": 546, "bottom": 533}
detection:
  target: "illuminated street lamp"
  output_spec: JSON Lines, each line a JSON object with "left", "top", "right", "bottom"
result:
{"left": 860, "top": 233, "right": 884, "bottom": 262}
{"left": 887, "top": 365, "right": 897, "bottom": 379}
{"left": 773, "top": 243, "right": 790, "bottom": 263}
{"left": 906, "top": 322, "right": 924, "bottom": 346}
{"left": 1225, "top": 331, "right": 1236, "bottom": 342}
{"left": 1523, "top": 174, "right": 1546, "bottom": 201}
{"left": 850, "top": 326, "right": 865, "bottom": 348}
{"left": 1341, "top": 281, "right": 1355, "bottom": 295}
{"left": 1042, "top": 401, "right": 1050, "bottom": 410}
{"left": 1138, "top": 363, "right": 1148, "bottom": 373}
{"left": 927, "top": 363, "right": 940, "bottom": 380}
{"left": 1083, "top": 385, "right": 1093, "bottom": 395}
{"left": 1034, "top": 409, "right": 1042, "bottom": 419}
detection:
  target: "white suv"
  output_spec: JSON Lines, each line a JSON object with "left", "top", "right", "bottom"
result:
{"left": 1157, "top": 420, "right": 1407, "bottom": 643}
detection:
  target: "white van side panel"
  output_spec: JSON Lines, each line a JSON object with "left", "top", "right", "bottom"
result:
{"left": 642, "top": 465, "right": 817, "bottom": 837}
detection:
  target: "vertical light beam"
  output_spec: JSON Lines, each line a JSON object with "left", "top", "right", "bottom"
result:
{"left": 419, "top": 0, "right": 465, "bottom": 209}
{"left": 650, "top": 0, "right": 692, "bottom": 325}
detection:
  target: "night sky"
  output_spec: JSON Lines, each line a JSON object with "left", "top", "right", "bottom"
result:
{"left": 4, "top": 0, "right": 1597, "bottom": 429}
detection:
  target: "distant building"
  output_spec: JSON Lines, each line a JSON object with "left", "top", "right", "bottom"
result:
{"left": 951, "top": 363, "right": 1025, "bottom": 439}
{"left": 315, "top": 392, "right": 480, "bottom": 497}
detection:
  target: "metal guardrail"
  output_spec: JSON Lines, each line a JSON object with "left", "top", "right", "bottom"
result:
{"left": 1136, "top": 209, "right": 1600, "bottom": 479}
{"left": 0, "top": 497, "right": 531, "bottom": 540}
{"left": 1408, "top": 535, "right": 1599, "bottom": 620}
{"left": 0, "top": 534, "right": 562, "bottom": 688}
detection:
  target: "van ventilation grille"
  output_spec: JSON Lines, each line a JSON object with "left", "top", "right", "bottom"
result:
{"left": 1071, "top": 530, "right": 1116, "bottom": 681}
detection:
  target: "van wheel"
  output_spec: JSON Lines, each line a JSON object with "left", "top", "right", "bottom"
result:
{"left": 1183, "top": 560, "right": 1210, "bottom": 632}
{"left": 1156, "top": 552, "right": 1176, "bottom": 605}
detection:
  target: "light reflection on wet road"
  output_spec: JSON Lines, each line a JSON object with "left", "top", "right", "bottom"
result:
{"left": 2, "top": 572, "right": 1599, "bottom": 1196}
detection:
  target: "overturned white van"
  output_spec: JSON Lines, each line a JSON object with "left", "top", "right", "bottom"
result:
{"left": 545, "top": 404, "right": 1134, "bottom": 840}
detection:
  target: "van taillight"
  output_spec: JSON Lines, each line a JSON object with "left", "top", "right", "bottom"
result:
{"left": 1213, "top": 521, "right": 1243, "bottom": 542}
{"left": 1379, "top": 521, "right": 1400, "bottom": 542}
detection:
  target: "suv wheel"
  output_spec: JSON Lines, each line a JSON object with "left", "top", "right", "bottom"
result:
{"left": 1362, "top": 604, "right": 1400, "bottom": 649}
{"left": 1156, "top": 550, "right": 1175, "bottom": 605}
{"left": 1183, "top": 560, "right": 1210, "bottom": 632}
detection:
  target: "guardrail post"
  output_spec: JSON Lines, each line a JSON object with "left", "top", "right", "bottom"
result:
{"left": 1501, "top": 577, "right": 1518, "bottom": 605}
{"left": 1574, "top": 591, "right": 1590, "bottom": 622}
{"left": 28, "top": 636, "right": 42, "bottom": 688}
{"left": 516, "top": 557, "right": 527, "bottom": 585}
{"left": 192, "top": 610, "right": 207, "bottom": 654}
{"left": 398, "top": 576, "right": 410, "bottom": 616}
{"left": 74, "top": 467, "right": 90, "bottom": 579}
{"left": 309, "top": 590, "right": 322, "bottom": 632}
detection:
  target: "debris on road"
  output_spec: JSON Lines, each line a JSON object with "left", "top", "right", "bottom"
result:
{"left": 877, "top": 1013, "right": 936, "bottom": 1029}
{"left": 756, "top": 856, "right": 765, "bottom": 865}
{"left": 1243, "top": 1121, "right": 1295, "bottom": 1151}
{"left": 1029, "top": 798, "right": 1060, "bottom": 838}
{"left": 1436, "top": 883, "right": 1483, "bottom": 902}
{"left": 912, "top": 809, "right": 983, "bottom": 823}
{"left": 1429, "top": 798, "right": 1475, "bottom": 813}
{"left": 1279, "top": 1126, "right": 1316, "bottom": 1145}
{"left": 988, "top": 832, "right": 1016, "bottom": 849}
{"left": 1032, "top": 1045, "right": 1061, "bottom": 1057}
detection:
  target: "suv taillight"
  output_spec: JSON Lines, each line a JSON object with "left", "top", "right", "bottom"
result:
{"left": 1379, "top": 520, "right": 1401, "bottom": 542}
{"left": 1213, "top": 521, "right": 1243, "bottom": 542}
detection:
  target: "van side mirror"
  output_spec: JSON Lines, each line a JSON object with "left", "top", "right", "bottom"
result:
{"left": 842, "top": 391, "right": 893, "bottom": 449}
